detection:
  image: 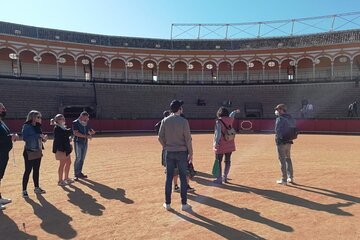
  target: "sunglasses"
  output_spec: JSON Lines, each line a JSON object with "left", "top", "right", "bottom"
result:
{"left": 36, "top": 116, "right": 42, "bottom": 119}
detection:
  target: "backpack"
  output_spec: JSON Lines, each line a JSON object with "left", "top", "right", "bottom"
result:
{"left": 282, "top": 116, "right": 298, "bottom": 141}
{"left": 218, "top": 119, "right": 236, "bottom": 141}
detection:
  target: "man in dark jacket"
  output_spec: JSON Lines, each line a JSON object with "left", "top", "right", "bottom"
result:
{"left": 274, "top": 104, "right": 296, "bottom": 185}
{"left": 0, "top": 103, "right": 18, "bottom": 210}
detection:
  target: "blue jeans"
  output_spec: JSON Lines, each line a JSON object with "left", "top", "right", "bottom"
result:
{"left": 165, "top": 151, "right": 188, "bottom": 205}
{"left": 74, "top": 142, "right": 88, "bottom": 176}
{"left": 277, "top": 143, "right": 293, "bottom": 181}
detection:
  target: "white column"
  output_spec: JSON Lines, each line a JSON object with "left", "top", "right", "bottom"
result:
{"left": 125, "top": 64, "right": 128, "bottom": 82}
{"left": 141, "top": 64, "right": 144, "bottom": 83}
{"left": 246, "top": 65, "right": 249, "bottom": 83}
{"left": 156, "top": 66, "right": 159, "bottom": 83}
{"left": 216, "top": 66, "right": 219, "bottom": 83}
{"left": 186, "top": 66, "right": 189, "bottom": 84}
{"left": 108, "top": 64, "right": 111, "bottom": 82}
{"left": 313, "top": 63, "right": 316, "bottom": 81}
{"left": 231, "top": 66, "right": 234, "bottom": 84}
{"left": 56, "top": 60, "right": 59, "bottom": 79}
{"left": 201, "top": 66, "right": 204, "bottom": 84}
{"left": 331, "top": 60, "right": 334, "bottom": 80}
{"left": 350, "top": 60, "right": 353, "bottom": 80}
{"left": 74, "top": 61, "right": 77, "bottom": 80}
{"left": 278, "top": 64, "right": 281, "bottom": 82}
{"left": 171, "top": 67, "right": 174, "bottom": 84}
{"left": 295, "top": 64, "right": 298, "bottom": 82}
{"left": 37, "top": 61, "right": 40, "bottom": 78}
{"left": 92, "top": 62, "right": 95, "bottom": 80}
{"left": 262, "top": 65, "right": 265, "bottom": 83}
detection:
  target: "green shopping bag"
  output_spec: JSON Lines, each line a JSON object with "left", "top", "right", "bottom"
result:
{"left": 212, "top": 159, "right": 220, "bottom": 177}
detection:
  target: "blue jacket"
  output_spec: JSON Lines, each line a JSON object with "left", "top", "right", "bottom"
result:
{"left": 72, "top": 119, "right": 91, "bottom": 144}
{"left": 22, "top": 123, "right": 42, "bottom": 150}
{"left": 275, "top": 114, "right": 295, "bottom": 145}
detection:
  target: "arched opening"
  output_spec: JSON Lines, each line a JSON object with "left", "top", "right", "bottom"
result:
{"left": 0, "top": 47, "right": 17, "bottom": 76}
{"left": 110, "top": 58, "right": 126, "bottom": 81}
{"left": 19, "top": 50, "right": 38, "bottom": 77}
{"left": 233, "top": 61, "right": 247, "bottom": 83}
{"left": 188, "top": 61, "right": 202, "bottom": 83}
{"left": 126, "top": 59, "right": 141, "bottom": 82}
{"left": 314, "top": 57, "right": 331, "bottom": 80}
{"left": 297, "top": 57, "right": 313, "bottom": 81}
{"left": 173, "top": 61, "right": 187, "bottom": 83}
{"left": 143, "top": 60, "right": 157, "bottom": 83}
{"left": 264, "top": 59, "right": 279, "bottom": 82}
{"left": 76, "top": 56, "right": 92, "bottom": 81}
{"left": 353, "top": 54, "right": 360, "bottom": 79}
{"left": 218, "top": 61, "right": 232, "bottom": 83}
{"left": 58, "top": 54, "right": 75, "bottom": 79}
{"left": 203, "top": 61, "right": 217, "bottom": 83}
{"left": 93, "top": 57, "right": 109, "bottom": 81}
{"left": 280, "top": 59, "right": 296, "bottom": 81}
{"left": 333, "top": 55, "right": 351, "bottom": 80}
{"left": 248, "top": 60, "right": 263, "bottom": 82}
{"left": 158, "top": 60, "right": 172, "bottom": 83}
{"left": 39, "top": 52, "right": 57, "bottom": 78}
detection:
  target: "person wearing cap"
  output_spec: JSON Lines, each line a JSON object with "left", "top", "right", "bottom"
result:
{"left": 0, "top": 103, "right": 19, "bottom": 210}
{"left": 158, "top": 100, "right": 193, "bottom": 211}
{"left": 72, "top": 111, "right": 96, "bottom": 180}
{"left": 274, "top": 104, "right": 295, "bottom": 185}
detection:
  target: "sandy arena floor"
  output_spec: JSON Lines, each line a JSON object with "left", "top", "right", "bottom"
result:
{"left": 0, "top": 133, "right": 359, "bottom": 240}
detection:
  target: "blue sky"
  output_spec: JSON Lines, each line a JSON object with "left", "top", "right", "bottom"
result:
{"left": 1, "top": 0, "right": 359, "bottom": 39}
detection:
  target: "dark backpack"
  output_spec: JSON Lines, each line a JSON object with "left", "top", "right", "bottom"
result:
{"left": 282, "top": 116, "right": 298, "bottom": 141}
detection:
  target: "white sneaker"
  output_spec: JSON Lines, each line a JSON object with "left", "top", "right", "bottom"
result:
{"left": 58, "top": 180, "right": 67, "bottom": 186}
{"left": 181, "top": 204, "right": 192, "bottom": 211}
{"left": 287, "top": 178, "right": 294, "bottom": 183}
{"left": 0, "top": 198, "right": 12, "bottom": 205}
{"left": 163, "top": 203, "right": 171, "bottom": 211}
{"left": 276, "top": 179, "right": 287, "bottom": 185}
{"left": 0, "top": 204, "right": 5, "bottom": 210}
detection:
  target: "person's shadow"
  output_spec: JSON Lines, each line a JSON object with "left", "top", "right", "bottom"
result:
{"left": 188, "top": 192, "right": 293, "bottom": 232}
{"left": 171, "top": 209, "right": 265, "bottom": 240}
{"left": 0, "top": 211, "right": 38, "bottom": 240}
{"left": 288, "top": 183, "right": 360, "bottom": 203}
{"left": 25, "top": 194, "right": 77, "bottom": 239}
{"left": 61, "top": 184, "right": 105, "bottom": 216}
{"left": 77, "top": 178, "right": 134, "bottom": 204}
{"left": 229, "top": 183, "right": 355, "bottom": 216}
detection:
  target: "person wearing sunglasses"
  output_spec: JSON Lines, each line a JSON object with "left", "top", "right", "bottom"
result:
{"left": 21, "top": 110, "right": 47, "bottom": 198}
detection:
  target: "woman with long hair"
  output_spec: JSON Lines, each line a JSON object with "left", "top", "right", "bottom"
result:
{"left": 51, "top": 114, "right": 74, "bottom": 186}
{"left": 22, "top": 110, "right": 47, "bottom": 198}
{"left": 213, "top": 107, "right": 240, "bottom": 184}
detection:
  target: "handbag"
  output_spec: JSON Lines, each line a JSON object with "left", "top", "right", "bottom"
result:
{"left": 27, "top": 149, "right": 43, "bottom": 161}
{"left": 212, "top": 159, "right": 220, "bottom": 177}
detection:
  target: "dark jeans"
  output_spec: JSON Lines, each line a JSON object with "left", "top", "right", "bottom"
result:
{"left": 215, "top": 152, "right": 232, "bottom": 182}
{"left": 22, "top": 150, "right": 41, "bottom": 191}
{"left": 165, "top": 151, "right": 188, "bottom": 205}
{"left": 0, "top": 150, "right": 10, "bottom": 180}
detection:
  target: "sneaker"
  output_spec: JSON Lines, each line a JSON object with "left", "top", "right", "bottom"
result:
{"left": 65, "top": 178, "right": 75, "bottom": 184}
{"left": 0, "top": 198, "right": 12, "bottom": 205}
{"left": 174, "top": 185, "right": 180, "bottom": 192}
{"left": 187, "top": 185, "right": 195, "bottom": 193}
{"left": 79, "top": 173, "right": 88, "bottom": 179}
{"left": 163, "top": 203, "right": 171, "bottom": 211}
{"left": 276, "top": 179, "right": 287, "bottom": 185}
{"left": 0, "top": 204, "right": 5, "bottom": 210}
{"left": 181, "top": 204, "right": 192, "bottom": 211}
{"left": 287, "top": 178, "right": 294, "bottom": 183}
{"left": 34, "top": 187, "right": 46, "bottom": 194}
{"left": 213, "top": 179, "right": 222, "bottom": 184}
{"left": 223, "top": 176, "right": 229, "bottom": 183}
{"left": 22, "top": 190, "right": 29, "bottom": 198}
{"left": 58, "top": 180, "right": 67, "bottom": 186}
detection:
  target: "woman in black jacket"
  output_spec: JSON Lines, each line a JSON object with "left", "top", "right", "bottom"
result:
{"left": 51, "top": 114, "right": 73, "bottom": 186}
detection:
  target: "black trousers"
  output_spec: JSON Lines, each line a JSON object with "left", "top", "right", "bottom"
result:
{"left": 22, "top": 150, "right": 41, "bottom": 191}
{"left": 0, "top": 150, "right": 10, "bottom": 180}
